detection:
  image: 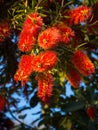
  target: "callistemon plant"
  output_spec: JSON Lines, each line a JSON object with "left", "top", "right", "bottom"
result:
{"left": 14, "top": 3, "right": 95, "bottom": 104}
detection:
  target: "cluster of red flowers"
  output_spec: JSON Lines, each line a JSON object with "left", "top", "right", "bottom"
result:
{"left": 38, "top": 27, "right": 61, "bottom": 49}
{"left": 18, "top": 13, "right": 43, "bottom": 52}
{"left": 56, "top": 23, "right": 75, "bottom": 44}
{"left": 65, "top": 5, "right": 92, "bottom": 25}
{"left": 14, "top": 55, "right": 33, "bottom": 86}
{"left": 63, "top": 49, "right": 95, "bottom": 88}
{"left": 72, "top": 50, "right": 95, "bottom": 76}
{"left": 32, "top": 51, "right": 58, "bottom": 72}
{"left": 37, "top": 72, "right": 53, "bottom": 103}
{"left": 14, "top": 5, "right": 95, "bottom": 104}
{"left": 18, "top": 31, "right": 36, "bottom": 52}
{"left": 65, "top": 64, "right": 81, "bottom": 88}
{"left": 14, "top": 51, "right": 57, "bottom": 83}
{"left": 0, "top": 22, "right": 10, "bottom": 42}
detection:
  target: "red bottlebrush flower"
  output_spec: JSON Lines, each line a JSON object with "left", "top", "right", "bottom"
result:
{"left": 23, "top": 12, "right": 43, "bottom": 37}
{"left": 72, "top": 50, "right": 95, "bottom": 76}
{"left": 65, "top": 5, "right": 92, "bottom": 25}
{"left": 14, "top": 69, "right": 29, "bottom": 86}
{"left": 18, "top": 55, "right": 33, "bottom": 74}
{"left": 0, "top": 96, "right": 6, "bottom": 112}
{"left": 37, "top": 72, "right": 54, "bottom": 103}
{"left": 57, "top": 23, "right": 75, "bottom": 44}
{"left": 65, "top": 64, "right": 81, "bottom": 88}
{"left": 38, "top": 27, "right": 61, "bottom": 49}
{"left": 87, "top": 106, "right": 96, "bottom": 120}
{"left": 14, "top": 55, "right": 34, "bottom": 85}
{"left": 0, "top": 22, "right": 10, "bottom": 42}
{"left": 18, "top": 31, "right": 36, "bottom": 52}
{"left": 32, "top": 51, "right": 58, "bottom": 72}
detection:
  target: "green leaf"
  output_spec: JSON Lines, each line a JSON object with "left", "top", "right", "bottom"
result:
{"left": 88, "top": 121, "right": 97, "bottom": 130}
{"left": 93, "top": 93, "right": 98, "bottom": 101}
{"left": 32, "top": 0, "right": 36, "bottom": 9}
{"left": 63, "top": 100, "right": 85, "bottom": 112}
{"left": 18, "top": 107, "right": 31, "bottom": 113}
{"left": 93, "top": 92, "right": 98, "bottom": 107}
{"left": 60, "top": 117, "right": 72, "bottom": 130}
{"left": 32, "top": 111, "right": 41, "bottom": 115}
{"left": 38, "top": 116, "right": 50, "bottom": 127}
{"left": 18, "top": 114, "right": 27, "bottom": 119}
{"left": 30, "top": 92, "right": 39, "bottom": 107}
{"left": 38, "top": 119, "right": 45, "bottom": 127}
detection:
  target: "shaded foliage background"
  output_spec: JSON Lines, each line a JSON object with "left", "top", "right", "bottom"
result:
{"left": 0, "top": 0, "right": 98, "bottom": 130}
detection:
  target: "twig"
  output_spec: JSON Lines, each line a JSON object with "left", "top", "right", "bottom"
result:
{"left": 7, "top": 102, "right": 33, "bottom": 129}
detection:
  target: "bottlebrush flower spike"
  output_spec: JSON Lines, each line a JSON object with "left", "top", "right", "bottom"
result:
{"left": 38, "top": 27, "right": 61, "bottom": 49}
{"left": 14, "top": 69, "right": 29, "bottom": 86}
{"left": 14, "top": 55, "right": 34, "bottom": 85}
{"left": 0, "top": 22, "right": 10, "bottom": 42}
{"left": 23, "top": 12, "right": 43, "bottom": 37}
{"left": 37, "top": 72, "right": 54, "bottom": 103}
{"left": 18, "top": 55, "right": 33, "bottom": 74}
{"left": 65, "top": 5, "right": 92, "bottom": 25}
{"left": 56, "top": 23, "right": 75, "bottom": 44}
{"left": 65, "top": 64, "right": 81, "bottom": 88}
{"left": 72, "top": 50, "right": 95, "bottom": 76}
{"left": 87, "top": 106, "right": 96, "bottom": 120}
{"left": 0, "top": 96, "right": 6, "bottom": 112}
{"left": 32, "top": 51, "right": 58, "bottom": 72}
{"left": 18, "top": 31, "right": 36, "bottom": 52}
